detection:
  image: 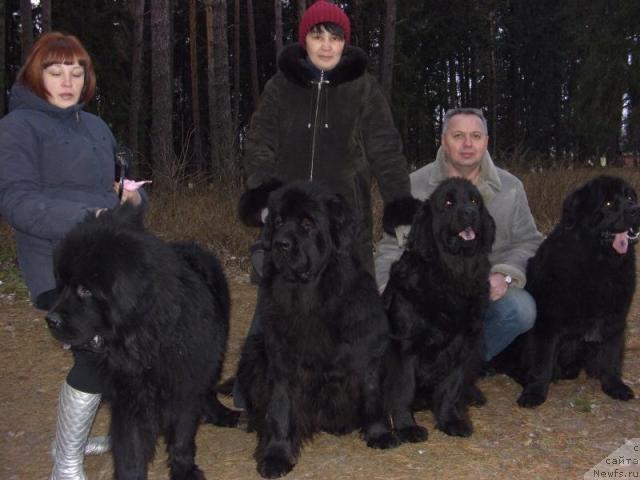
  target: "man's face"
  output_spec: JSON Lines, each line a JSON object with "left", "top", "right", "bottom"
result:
{"left": 441, "top": 114, "right": 489, "bottom": 170}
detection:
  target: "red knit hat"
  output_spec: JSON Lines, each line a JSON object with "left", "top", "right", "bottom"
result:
{"left": 298, "top": 0, "right": 351, "bottom": 45}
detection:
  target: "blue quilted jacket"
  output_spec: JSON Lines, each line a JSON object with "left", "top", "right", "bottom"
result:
{"left": 0, "top": 84, "right": 120, "bottom": 301}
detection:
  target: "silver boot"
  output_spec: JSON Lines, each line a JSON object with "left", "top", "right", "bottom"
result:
{"left": 51, "top": 435, "right": 111, "bottom": 457}
{"left": 49, "top": 381, "right": 103, "bottom": 480}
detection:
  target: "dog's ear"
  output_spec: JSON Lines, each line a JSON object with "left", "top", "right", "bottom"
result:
{"left": 561, "top": 183, "right": 590, "bottom": 229}
{"left": 382, "top": 196, "right": 421, "bottom": 235}
{"left": 238, "top": 178, "right": 283, "bottom": 227}
{"left": 406, "top": 199, "right": 434, "bottom": 257}
{"left": 102, "top": 202, "right": 146, "bottom": 231}
{"left": 327, "top": 193, "right": 355, "bottom": 255}
{"left": 480, "top": 206, "right": 496, "bottom": 253}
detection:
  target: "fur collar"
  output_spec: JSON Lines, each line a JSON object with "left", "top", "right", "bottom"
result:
{"left": 277, "top": 44, "right": 368, "bottom": 87}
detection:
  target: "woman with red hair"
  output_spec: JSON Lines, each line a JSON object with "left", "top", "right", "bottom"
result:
{"left": 0, "top": 32, "right": 142, "bottom": 479}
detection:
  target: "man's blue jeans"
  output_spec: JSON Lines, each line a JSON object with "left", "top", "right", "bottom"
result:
{"left": 484, "top": 287, "right": 536, "bottom": 360}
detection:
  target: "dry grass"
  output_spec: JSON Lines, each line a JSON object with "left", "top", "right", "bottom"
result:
{"left": 518, "top": 167, "right": 640, "bottom": 234}
{"left": 145, "top": 182, "right": 257, "bottom": 273}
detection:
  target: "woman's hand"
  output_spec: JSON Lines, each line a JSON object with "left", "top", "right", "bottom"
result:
{"left": 113, "top": 180, "right": 149, "bottom": 206}
{"left": 120, "top": 188, "right": 142, "bottom": 206}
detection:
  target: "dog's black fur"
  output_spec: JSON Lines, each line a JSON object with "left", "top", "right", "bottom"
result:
{"left": 495, "top": 175, "right": 640, "bottom": 407}
{"left": 45, "top": 204, "right": 239, "bottom": 479}
{"left": 236, "top": 181, "right": 397, "bottom": 479}
{"left": 383, "top": 178, "right": 495, "bottom": 440}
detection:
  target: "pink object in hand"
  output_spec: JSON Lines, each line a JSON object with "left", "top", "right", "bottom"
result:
{"left": 123, "top": 179, "right": 152, "bottom": 191}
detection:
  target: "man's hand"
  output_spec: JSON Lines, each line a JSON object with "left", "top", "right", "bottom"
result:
{"left": 488, "top": 272, "right": 510, "bottom": 301}
{"left": 395, "top": 225, "right": 411, "bottom": 247}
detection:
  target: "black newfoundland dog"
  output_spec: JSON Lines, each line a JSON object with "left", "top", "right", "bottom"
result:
{"left": 496, "top": 175, "right": 639, "bottom": 407}
{"left": 236, "top": 181, "right": 397, "bottom": 478}
{"left": 382, "top": 177, "right": 495, "bottom": 440}
{"left": 45, "top": 205, "right": 239, "bottom": 479}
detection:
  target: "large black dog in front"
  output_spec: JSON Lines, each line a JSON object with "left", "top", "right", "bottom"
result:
{"left": 496, "top": 175, "right": 639, "bottom": 407}
{"left": 46, "top": 205, "right": 238, "bottom": 479}
{"left": 236, "top": 182, "right": 397, "bottom": 478}
{"left": 383, "top": 178, "right": 495, "bottom": 440}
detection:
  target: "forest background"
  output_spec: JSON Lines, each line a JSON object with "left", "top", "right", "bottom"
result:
{"left": 1, "top": 0, "right": 639, "bottom": 186}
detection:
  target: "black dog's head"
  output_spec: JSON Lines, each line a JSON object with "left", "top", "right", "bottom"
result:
{"left": 45, "top": 204, "right": 168, "bottom": 366}
{"left": 408, "top": 177, "right": 495, "bottom": 258}
{"left": 561, "top": 175, "right": 640, "bottom": 255}
{"left": 262, "top": 181, "right": 355, "bottom": 283}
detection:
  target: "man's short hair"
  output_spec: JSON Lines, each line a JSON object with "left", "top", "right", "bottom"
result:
{"left": 443, "top": 108, "right": 488, "bottom": 135}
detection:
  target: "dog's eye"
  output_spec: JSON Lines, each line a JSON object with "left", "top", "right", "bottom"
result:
{"left": 76, "top": 285, "right": 92, "bottom": 298}
{"left": 470, "top": 198, "right": 478, "bottom": 205}
{"left": 604, "top": 200, "right": 614, "bottom": 208}
{"left": 301, "top": 217, "right": 315, "bottom": 231}
{"left": 444, "top": 199, "right": 454, "bottom": 208}
{"left": 273, "top": 216, "right": 283, "bottom": 228}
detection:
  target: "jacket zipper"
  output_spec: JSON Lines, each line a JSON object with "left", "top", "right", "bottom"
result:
{"left": 309, "top": 71, "right": 328, "bottom": 181}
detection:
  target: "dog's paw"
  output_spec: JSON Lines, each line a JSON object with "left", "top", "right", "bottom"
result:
{"left": 397, "top": 425, "right": 428, "bottom": 443}
{"left": 439, "top": 417, "right": 472, "bottom": 437}
{"left": 602, "top": 380, "right": 635, "bottom": 401}
{"left": 258, "top": 454, "right": 295, "bottom": 479}
{"left": 203, "top": 400, "right": 241, "bottom": 428}
{"left": 366, "top": 431, "right": 401, "bottom": 450}
{"left": 517, "top": 387, "right": 547, "bottom": 408}
{"left": 170, "top": 465, "right": 206, "bottom": 480}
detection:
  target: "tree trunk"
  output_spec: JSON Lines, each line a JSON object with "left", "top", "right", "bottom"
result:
{"left": 204, "top": 0, "right": 217, "bottom": 172}
{"left": 274, "top": 0, "right": 283, "bottom": 59}
{"left": 128, "top": 0, "right": 145, "bottom": 166}
{"left": 150, "top": 0, "right": 175, "bottom": 176}
{"left": 246, "top": 0, "right": 260, "bottom": 109}
{"left": 20, "top": 0, "right": 33, "bottom": 63}
{"left": 352, "top": 0, "right": 364, "bottom": 47}
{"left": 488, "top": 8, "right": 498, "bottom": 152}
{"left": 41, "top": 0, "right": 52, "bottom": 33}
{"left": 233, "top": 0, "right": 241, "bottom": 132}
{"left": 212, "top": 0, "right": 234, "bottom": 177}
{"left": 297, "top": 0, "right": 306, "bottom": 23}
{"left": 189, "top": 0, "right": 204, "bottom": 169}
{"left": 381, "top": 0, "right": 397, "bottom": 99}
{"left": 0, "top": 0, "right": 5, "bottom": 115}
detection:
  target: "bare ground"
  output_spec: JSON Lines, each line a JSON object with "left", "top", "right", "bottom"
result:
{"left": 2, "top": 271, "right": 640, "bottom": 480}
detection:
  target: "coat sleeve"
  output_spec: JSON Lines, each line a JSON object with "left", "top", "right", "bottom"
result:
{"left": 374, "top": 231, "right": 405, "bottom": 290}
{"left": 360, "top": 76, "right": 410, "bottom": 205}
{"left": 0, "top": 118, "right": 99, "bottom": 240}
{"left": 489, "top": 183, "right": 544, "bottom": 287}
{"left": 243, "top": 78, "right": 282, "bottom": 190}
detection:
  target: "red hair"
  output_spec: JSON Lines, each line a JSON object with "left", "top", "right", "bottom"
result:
{"left": 17, "top": 31, "right": 96, "bottom": 104}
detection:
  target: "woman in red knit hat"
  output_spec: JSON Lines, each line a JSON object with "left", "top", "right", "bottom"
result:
{"left": 238, "top": 0, "right": 416, "bottom": 274}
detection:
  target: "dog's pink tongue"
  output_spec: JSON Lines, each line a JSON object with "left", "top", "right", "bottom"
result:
{"left": 459, "top": 227, "right": 476, "bottom": 241}
{"left": 612, "top": 232, "right": 629, "bottom": 254}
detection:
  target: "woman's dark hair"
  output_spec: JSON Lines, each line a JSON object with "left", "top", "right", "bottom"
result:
{"left": 308, "top": 22, "right": 345, "bottom": 40}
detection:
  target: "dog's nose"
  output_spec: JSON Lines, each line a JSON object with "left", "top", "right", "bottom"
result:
{"left": 627, "top": 204, "right": 640, "bottom": 222}
{"left": 460, "top": 205, "right": 478, "bottom": 221}
{"left": 46, "top": 312, "right": 63, "bottom": 330}
{"left": 275, "top": 238, "right": 292, "bottom": 251}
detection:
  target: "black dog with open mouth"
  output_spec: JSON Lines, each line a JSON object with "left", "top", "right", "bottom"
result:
{"left": 495, "top": 175, "right": 640, "bottom": 407}
{"left": 382, "top": 177, "right": 496, "bottom": 440}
